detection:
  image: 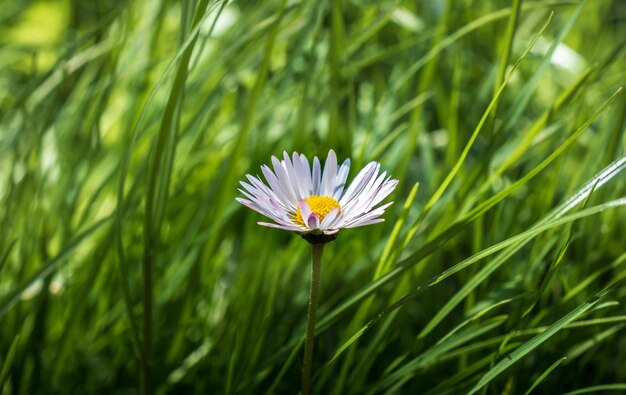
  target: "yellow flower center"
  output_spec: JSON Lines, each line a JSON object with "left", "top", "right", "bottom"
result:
{"left": 295, "top": 195, "right": 341, "bottom": 226}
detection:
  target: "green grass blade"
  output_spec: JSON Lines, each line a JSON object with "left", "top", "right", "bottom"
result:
{"left": 467, "top": 280, "right": 622, "bottom": 395}
{"left": 0, "top": 335, "right": 19, "bottom": 390}
{"left": 0, "top": 239, "right": 17, "bottom": 274}
{"left": 501, "top": 0, "right": 586, "bottom": 133}
{"left": 524, "top": 357, "right": 567, "bottom": 395}
{"left": 423, "top": 11, "right": 554, "bottom": 213}
{"left": 562, "top": 384, "right": 626, "bottom": 395}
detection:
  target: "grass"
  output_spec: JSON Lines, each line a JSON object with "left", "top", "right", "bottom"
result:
{"left": 1, "top": 0, "right": 625, "bottom": 394}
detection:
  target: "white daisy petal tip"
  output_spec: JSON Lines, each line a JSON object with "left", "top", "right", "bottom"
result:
{"left": 237, "top": 150, "right": 398, "bottom": 244}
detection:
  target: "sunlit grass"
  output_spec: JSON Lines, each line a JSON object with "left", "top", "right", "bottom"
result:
{"left": 1, "top": 0, "right": 625, "bottom": 394}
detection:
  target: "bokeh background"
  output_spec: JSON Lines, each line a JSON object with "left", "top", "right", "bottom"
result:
{"left": 1, "top": 0, "right": 625, "bottom": 394}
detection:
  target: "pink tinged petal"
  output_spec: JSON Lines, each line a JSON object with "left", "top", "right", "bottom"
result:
{"left": 237, "top": 181, "right": 295, "bottom": 220}
{"left": 333, "top": 159, "right": 351, "bottom": 199}
{"left": 271, "top": 156, "right": 297, "bottom": 203}
{"left": 237, "top": 188, "right": 258, "bottom": 202}
{"left": 246, "top": 175, "right": 292, "bottom": 211}
{"left": 312, "top": 157, "right": 321, "bottom": 194}
{"left": 246, "top": 196, "right": 295, "bottom": 222}
{"left": 246, "top": 174, "right": 269, "bottom": 192}
{"left": 245, "top": 174, "right": 269, "bottom": 192}
{"left": 238, "top": 182, "right": 257, "bottom": 195}
{"left": 307, "top": 213, "right": 320, "bottom": 229}
{"left": 246, "top": 175, "right": 277, "bottom": 200}
{"left": 258, "top": 195, "right": 285, "bottom": 216}
{"left": 268, "top": 198, "right": 281, "bottom": 210}
{"left": 236, "top": 197, "right": 270, "bottom": 218}
{"left": 236, "top": 197, "right": 265, "bottom": 212}
{"left": 321, "top": 149, "right": 337, "bottom": 196}
{"left": 323, "top": 228, "right": 340, "bottom": 235}
{"left": 239, "top": 181, "right": 274, "bottom": 203}
{"left": 257, "top": 222, "right": 304, "bottom": 231}
{"left": 237, "top": 197, "right": 286, "bottom": 224}
{"left": 236, "top": 197, "right": 251, "bottom": 206}
{"left": 320, "top": 207, "right": 339, "bottom": 228}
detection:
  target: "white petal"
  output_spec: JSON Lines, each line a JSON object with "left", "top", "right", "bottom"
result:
{"left": 321, "top": 149, "right": 337, "bottom": 196}
{"left": 262, "top": 165, "right": 295, "bottom": 208}
{"left": 344, "top": 218, "right": 385, "bottom": 228}
{"left": 333, "top": 159, "right": 351, "bottom": 199}
{"left": 300, "top": 154, "right": 313, "bottom": 195}
{"left": 258, "top": 222, "right": 304, "bottom": 231}
{"left": 365, "top": 179, "right": 398, "bottom": 211}
{"left": 339, "top": 201, "right": 394, "bottom": 227}
{"left": 344, "top": 172, "right": 390, "bottom": 215}
{"left": 282, "top": 151, "right": 303, "bottom": 200}
{"left": 288, "top": 152, "right": 307, "bottom": 198}
{"left": 323, "top": 210, "right": 343, "bottom": 229}
{"left": 339, "top": 162, "right": 379, "bottom": 206}
{"left": 359, "top": 169, "right": 386, "bottom": 203}
{"left": 320, "top": 207, "right": 339, "bottom": 228}
{"left": 271, "top": 156, "right": 297, "bottom": 203}
{"left": 312, "top": 157, "right": 321, "bottom": 194}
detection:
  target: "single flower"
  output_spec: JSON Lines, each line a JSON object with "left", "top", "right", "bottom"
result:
{"left": 237, "top": 150, "right": 398, "bottom": 242}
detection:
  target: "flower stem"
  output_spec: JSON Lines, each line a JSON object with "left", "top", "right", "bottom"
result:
{"left": 302, "top": 243, "right": 324, "bottom": 395}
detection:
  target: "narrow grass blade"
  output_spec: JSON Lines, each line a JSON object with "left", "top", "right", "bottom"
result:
{"left": 321, "top": 197, "right": 625, "bottom": 367}
{"left": 502, "top": 0, "right": 586, "bottom": 133}
{"left": 467, "top": 280, "right": 622, "bottom": 395}
{"left": 566, "top": 324, "right": 625, "bottom": 360}
{"left": 424, "top": 11, "right": 553, "bottom": 213}
{"left": 524, "top": 357, "right": 567, "bottom": 395}
{"left": 562, "top": 384, "right": 626, "bottom": 395}
{"left": 376, "top": 317, "right": 509, "bottom": 393}
{"left": 0, "top": 335, "right": 19, "bottom": 389}
{"left": 0, "top": 239, "right": 17, "bottom": 274}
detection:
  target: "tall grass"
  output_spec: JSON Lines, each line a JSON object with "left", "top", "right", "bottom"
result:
{"left": 1, "top": 0, "right": 625, "bottom": 394}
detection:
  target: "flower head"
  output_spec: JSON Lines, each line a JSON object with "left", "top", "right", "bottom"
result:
{"left": 237, "top": 150, "right": 398, "bottom": 243}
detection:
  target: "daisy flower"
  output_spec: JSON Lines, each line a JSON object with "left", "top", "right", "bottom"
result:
{"left": 237, "top": 149, "right": 397, "bottom": 393}
{"left": 237, "top": 149, "right": 398, "bottom": 243}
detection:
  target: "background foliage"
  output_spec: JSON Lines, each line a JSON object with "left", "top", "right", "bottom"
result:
{"left": 1, "top": 0, "right": 625, "bottom": 394}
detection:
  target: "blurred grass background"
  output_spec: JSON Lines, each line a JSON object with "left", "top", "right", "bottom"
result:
{"left": 1, "top": 0, "right": 625, "bottom": 394}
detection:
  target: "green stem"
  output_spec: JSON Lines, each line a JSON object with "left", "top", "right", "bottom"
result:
{"left": 302, "top": 243, "right": 324, "bottom": 395}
